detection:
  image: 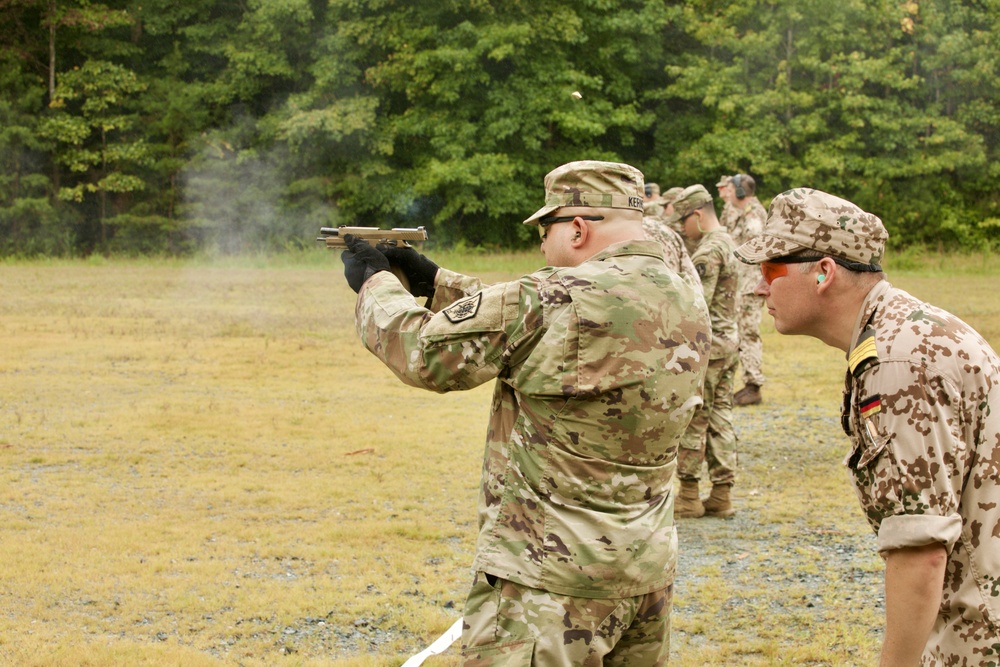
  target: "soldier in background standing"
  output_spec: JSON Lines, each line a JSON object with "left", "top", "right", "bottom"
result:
{"left": 716, "top": 175, "right": 736, "bottom": 230}
{"left": 643, "top": 186, "right": 700, "bottom": 287}
{"left": 668, "top": 184, "right": 740, "bottom": 519}
{"left": 340, "top": 161, "right": 711, "bottom": 665}
{"left": 643, "top": 181, "right": 663, "bottom": 218}
{"left": 728, "top": 174, "right": 768, "bottom": 406}
{"left": 735, "top": 188, "right": 1000, "bottom": 665}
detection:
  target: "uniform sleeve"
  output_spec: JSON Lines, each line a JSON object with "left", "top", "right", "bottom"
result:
{"left": 744, "top": 205, "right": 765, "bottom": 240}
{"left": 693, "top": 248, "right": 721, "bottom": 306}
{"left": 429, "top": 267, "right": 486, "bottom": 312}
{"left": 354, "top": 270, "right": 542, "bottom": 393}
{"left": 847, "top": 359, "right": 967, "bottom": 554}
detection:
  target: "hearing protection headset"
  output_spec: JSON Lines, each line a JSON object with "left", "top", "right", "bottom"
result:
{"left": 733, "top": 174, "right": 748, "bottom": 199}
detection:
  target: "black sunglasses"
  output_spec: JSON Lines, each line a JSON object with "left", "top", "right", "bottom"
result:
{"left": 538, "top": 214, "right": 605, "bottom": 227}
{"left": 771, "top": 254, "right": 882, "bottom": 272}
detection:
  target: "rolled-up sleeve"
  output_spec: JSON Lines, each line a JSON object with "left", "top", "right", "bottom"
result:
{"left": 877, "top": 513, "right": 963, "bottom": 554}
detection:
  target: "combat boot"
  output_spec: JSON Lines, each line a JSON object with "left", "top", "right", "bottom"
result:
{"left": 674, "top": 480, "right": 705, "bottom": 518}
{"left": 733, "top": 383, "right": 762, "bottom": 406}
{"left": 703, "top": 484, "right": 736, "bottom": 518}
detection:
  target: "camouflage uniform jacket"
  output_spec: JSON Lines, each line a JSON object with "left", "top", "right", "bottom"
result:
{"left": 719, "top": 201, "right": 737, "bottom": 232}
{"left": 355, "top": 240, "right": 711, "bottom": 598}
{"left": 728, "top": 198, "right": 767, "bottom": 295}
{"left": 642, "top": 216, "right": 701, "bottom": 288}
{"left": 843, "top": 280, "right": 1000, "bottom": 663}
{"left": 691, "top": 228, "right": 739, "bottom": 360}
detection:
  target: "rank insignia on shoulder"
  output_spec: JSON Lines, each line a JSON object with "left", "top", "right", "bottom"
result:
{"left": 859, "top": 394, "right": 881, "bottom": 419}
{"left": 848, "top": 328, "right": 878, "bottom": 377}
{"left": 443, "top": 293, "right": 482, "bottom": 323}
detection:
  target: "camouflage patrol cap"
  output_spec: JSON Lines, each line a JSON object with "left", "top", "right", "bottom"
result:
{"left": 734, "top": 188, "right": 888, "bottom": 266}
{"left": 716, "top": 175, "right": 733, "bottom": 188}
{"left": 664, "top": 184, "right": 713, "bottom": 226}
{"left": 523, "top": 160, "right": 645, "bottom": 225}
{"left": 660, "top": 186, "right": 684, "bottom": 205}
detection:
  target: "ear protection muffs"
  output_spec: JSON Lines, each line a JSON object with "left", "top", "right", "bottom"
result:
{"left": 733, "top": 174, "right": 747, "bottom": 199}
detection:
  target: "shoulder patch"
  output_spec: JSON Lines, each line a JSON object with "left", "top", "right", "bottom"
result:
{"left": 848, "top": 328, "right": 878, "bottom": 377}
{"left": 443, "top": 292, "right": 482, "bottom": 323}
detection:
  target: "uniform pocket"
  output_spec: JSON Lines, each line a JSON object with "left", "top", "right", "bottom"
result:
{"left": 461, "top": 638, "right": 535, "bottom": 666}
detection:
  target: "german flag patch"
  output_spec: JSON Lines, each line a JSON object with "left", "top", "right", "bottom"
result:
{"left": 859, "top": 395, "right": 882, "bottom": 419}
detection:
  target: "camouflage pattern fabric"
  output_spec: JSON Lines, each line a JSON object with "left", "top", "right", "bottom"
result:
{"left": 718, "top": 201, "right": 737, "bottom": 233}
{"left": 728, "top": 197, "right": 767, "bottom": 294}
{"left": 844, "top": 280, "right": 1000, "bottom": 663}
{"left": 736, "top": 293, "right": 765, "bottom": 387}
{"left": 523, "top": 160, "right": 645, "bottom": 224}
{"left": 677, "top": 228, "right": 740, "bottom": 484}
{"left": 642, "top": 216, "right": 700, "bottom": 288}
{"left": 677, "top": 353, "right": 738, "bottom": 484}
{"left": 354, "top": 239, "right": 711, "bottom": 602}
{"left": 734, "top": 188, "right": 887, "bottom": 266}
{"left": 462, "top": 571, "right": 672, "bottom": 666}
{"left": 691, "top": 229, "right": 739, "bottom": 360}
{"left": 729, "top": 197, "right": 768, "bottom": 387}
{"left": 676, "top": 228, "right": 740, "bottom": 484}
{"left": 643, "top": 200, "right": 664, "bottom": 219}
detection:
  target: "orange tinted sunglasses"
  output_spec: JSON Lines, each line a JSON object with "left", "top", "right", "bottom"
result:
{"left": 759, "top": 261, "right": 789, "bottom": 285}
{"left": 761, "top": 255, "right": 883, "bottom": 285}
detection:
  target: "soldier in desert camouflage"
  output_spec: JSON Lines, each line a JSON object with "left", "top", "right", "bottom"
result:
{"left": 734, "top": 188, "right": 1000, "bottom": 665}
{"left": 340, "top": 161, "right": 711, "bottom": 665}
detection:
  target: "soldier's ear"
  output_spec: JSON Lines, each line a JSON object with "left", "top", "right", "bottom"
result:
{"left": 570, "top": 218, "right": 589, "bottom": 247}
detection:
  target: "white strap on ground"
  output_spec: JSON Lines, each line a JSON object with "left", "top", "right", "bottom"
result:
{"left": 401, "top": 618, "right": 464, "bottom": 667}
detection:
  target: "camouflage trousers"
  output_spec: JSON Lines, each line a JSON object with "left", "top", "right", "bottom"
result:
{"left": 677, "top": 353, "right": 738, "bottom": 485}
{"left": 461, "top": 571, "right": 673, "bottom": 666}
{"left": 737, "top": 292, "right": 766, "bottom": 387}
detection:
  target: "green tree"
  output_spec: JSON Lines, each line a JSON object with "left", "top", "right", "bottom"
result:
{"left": 656, "top": 0, "right": 997, "bottom": 249}
{"left": 0, "top": 51, "right": 62, "bottom": 255}
{"left": 39, "top": 59, "right": 150, "bottom": 251}
{"left": 278, "top": 0, "right": 673, "bottom": 247}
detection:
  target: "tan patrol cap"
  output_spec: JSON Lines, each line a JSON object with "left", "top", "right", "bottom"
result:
{"left": 734, "top": 188, "right": 888, "bottom": 266}
{"left": 716, "top": 175, "right": 733, "bottom": 188}
{"left": 523, "top": 160, "right": 645, "bottom": 225}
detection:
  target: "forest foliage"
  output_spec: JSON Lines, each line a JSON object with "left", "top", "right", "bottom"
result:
{"left": 2, "top": 0, "right": 998, "bottom": 256}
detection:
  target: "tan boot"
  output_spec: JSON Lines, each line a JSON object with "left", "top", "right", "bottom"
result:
{"left": 703, "top": 484, "right": 736, "bottom": 518}
{"left": 733, "top": 383, "right": 762, "bottom": 406}
{"left": 674, "top": 480, "right": 705, "bottom": 518}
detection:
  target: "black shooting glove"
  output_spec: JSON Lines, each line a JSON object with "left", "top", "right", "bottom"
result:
{"left": 380, "top": 245, "right": 440, "bottom": 298}
{"left": 341, "top": 234, "right": 391, "bottom": 293}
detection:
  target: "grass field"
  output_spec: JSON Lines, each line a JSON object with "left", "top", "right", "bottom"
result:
{"left": 1, "top": 250, "right": 997, "bottom": 666}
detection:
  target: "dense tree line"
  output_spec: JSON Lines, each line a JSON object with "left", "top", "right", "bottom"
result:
{"left": 1, "top": 0, "right": 998, "bottom": 256}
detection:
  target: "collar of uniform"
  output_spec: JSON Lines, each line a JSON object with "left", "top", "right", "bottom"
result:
{"left": 846, "top": 280, "right": 892, "bottom": 365}
{"left": 588, "top": 238, "right": 665, "bottom": 263}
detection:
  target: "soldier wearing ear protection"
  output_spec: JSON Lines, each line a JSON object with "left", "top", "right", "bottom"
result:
{"left": 734, "top": 188, "right": 1000, "bottom": 665}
